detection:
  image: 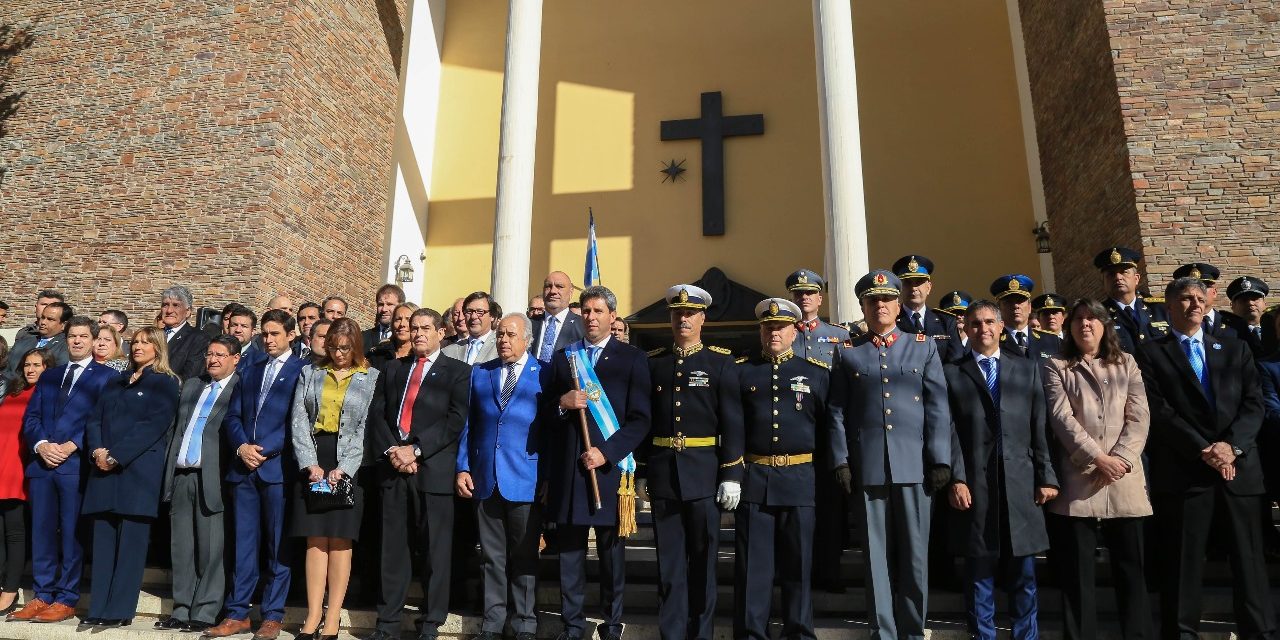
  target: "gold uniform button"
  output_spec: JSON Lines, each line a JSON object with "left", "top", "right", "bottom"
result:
{"left": 881, "top": 364, "right": 888, "bottom": 369}
{"left": 677, "top": 431, "right": 683, "bottom": 436}
{"left": 772, "top": 423, "right": 779, "bottom": 428}
{"left": 675, "top": 416, "right": 682, "bottom": 422}
{"left": 675, "top": 401, "right": 681, "bottom": 407}
{"left": 882, "top": 378, "right": 889, "bottom": 383}
{"left": 885, "top": 408, "right": 892, "bottom": 415}
{"left": 773, "top": 397, "right": 779, "bottom": 402}
{"left": 884, "top": 392, "right": 891, "bottom": 398}
{"left": 676, "top": 386, "right": 682, "bottom": 392}
{"left": 773, "top": 436, "right": 779, "bottom": 442}
{"left": 772, "top": 385, "right": 778, "bottom": 391}
{"left": 773, "top": 410, "right": 779, "bottom": 416}
{"left": 677, "top": 359, "right": 683, "bottom": 365}
{"left": 677, "top": 372, "right": 683, "bottom": 377}
{"left": 773, "top": 374, "right": 779, "bottom": 380}
{"left": 914, "top": 396, "right": 920, "bottom": 402}
{"left": 886, "top": 424, "right": 894, "bottom": 431}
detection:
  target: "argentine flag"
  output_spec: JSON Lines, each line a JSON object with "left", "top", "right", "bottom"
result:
{"left": 584, "top": 210, "right": 601, "bottom": 288}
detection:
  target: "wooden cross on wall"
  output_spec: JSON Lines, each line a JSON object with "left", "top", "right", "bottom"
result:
{"left": 660, "top": 91, "right": 765, "bottom": 236}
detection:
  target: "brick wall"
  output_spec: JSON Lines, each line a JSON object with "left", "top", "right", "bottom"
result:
{"left": 1020, "top": 0, "right": 1280, "bottom": 299}
{"left": 0, "top": 0, "right": 403, "bottom": 329}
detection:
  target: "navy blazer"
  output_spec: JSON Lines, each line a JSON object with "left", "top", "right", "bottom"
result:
{"left": 458, "top": 357, "right": 550, "bottom": 503}
{"left": 223, "top": 353, "right": 307, "bottom": 484}
{"left": 166, "top": 323, "right": 213, "bottom": 381}
{"left": 22, "top": 361, "right": 118, "bottom": 478}
{"left": 82, "top": 368, "right": 181, "bottom": 518}
{"left": 546, "top": 338, "right": 652, "bottom": 526}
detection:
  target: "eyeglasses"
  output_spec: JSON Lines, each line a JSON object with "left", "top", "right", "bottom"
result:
{"left": 329, "top": 344, "right": 354, "bottom": 353}
{"left": 206, "top": 352, "right": 237, "bottom": 359}
{"left": 463, "top": 309, "right": 489, "bottom": 317}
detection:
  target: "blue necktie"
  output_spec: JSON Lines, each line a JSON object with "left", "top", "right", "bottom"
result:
{"left": 466, "top": 338, "right": 480, "bottom": 364}
{"left": 37, "top": 337, "right": 50, "bottom": 348}
{"left": 1182, "top": 337, "right": 1213, "bottom": 402}
{"left": 499, "top": 362, "right": 518, "bottom": 410}
{"left": 589, "top": 345, "right": 602, "bottom": 365}
{"left": 185, "top": 381, "right": 220, "bottom": 465}
{"left": 258, "top": 360, "right": 279, "bottom": 414}
{"left": 56, "top": 363, "right": 80, "bottom": 413}
{"left": 538, "top": 315, "right": 559, "bottom": 361}
{"left": 979, "top": 357, "right": 1002, "bottom": 449}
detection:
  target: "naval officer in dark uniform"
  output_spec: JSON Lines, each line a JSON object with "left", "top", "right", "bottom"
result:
{"left": 990, "top": 274, "right": 1062, "bottom": 361}
{"left": 1031, "top": 293, "right": 1067, "bottom": 339}
{"left": 785, "top": 268, "right": 850, "bottom": 592}
{"left": 1174, "top": 262, "right": 1239, "bottom": 339}
{"left": 893, "top": 255, "right": 964, "bottom": 364}
{"left": 829, "top": 270, "right": 953, "bottom": 640}
{"left": 643, "top": 284, "right": 743, "bottom": 640}
{"left": 1096, "top": 246, "right": 1169, "bottom": 353}
{"left": 1224, "top": 276, "right": 1269, "bottom": 355}
{"left": 934, "top": 291, "right": 974, "bottom": 347}
{"left": 733, "top": 298, "right": 830, "bottom": 640}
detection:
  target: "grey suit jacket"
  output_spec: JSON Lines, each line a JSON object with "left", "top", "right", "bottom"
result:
{"left": 8, "top": 331, "right": 69, "bottom": 376}
{"left": 162, "top": 372, "right": 240, "bottom": 512}
{"left": 441, "top": 331, "right": 498, "bottom": 365}
{"left": 290, "top": 364, "right": 379, "bottom": 478}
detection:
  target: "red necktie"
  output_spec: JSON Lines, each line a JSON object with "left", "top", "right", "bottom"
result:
{"left": 398, "top": 357, "right": 427, "bottom": 438}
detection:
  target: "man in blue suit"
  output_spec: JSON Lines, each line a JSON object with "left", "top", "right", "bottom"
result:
{"left": 206, "top": 309, "right": 305, "bottom": 640}
{"left": 457, "top": 313, "right": 548, "bottom": 640}
{"left": 12, "top": 316, "right": 117, "bottom": 623}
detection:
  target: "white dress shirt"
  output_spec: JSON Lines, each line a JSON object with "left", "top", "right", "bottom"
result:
{"left": 538, "top": 308, "right": 572, "bottom": 354}
{"left": 175, "top": 375, "right": 233, "bottom": 468}
{"left": 500, "top": 352, "right": 530, "bottom": 389}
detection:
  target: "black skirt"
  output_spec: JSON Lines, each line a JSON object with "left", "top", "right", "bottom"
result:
{"left": 288, "top": 432, "right": 364, "bottom": 540}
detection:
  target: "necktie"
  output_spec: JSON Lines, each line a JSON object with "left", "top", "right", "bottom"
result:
{"left": 589, "top": 345, "right": 602, "bottom": 365}
{"left": 538, "top": 315, "right": 559, "bottom": 361}
{"left": 1182, "top": 337, "right": 1213, "bottom": 401}
{"left": 1253, "top": 325, "right": 1263, "bottom": 341}
{"left": 1014, "top": 331, "right": 1027, "bottom": 348}
{"left": 58, "top": 363, "right": 80, "bottom": 407}
{"left": 913, "top": 312, "right": 924, "bottom": 333}
{"left": 499, "top": 362, "right": 519, "bottom": 409}
{"left": 1127, "top": 306, "right": 1140, "bottom": 328}
{"left": 398, "top": 357, "right": 427, "bottom": 438}
{"left": 185, "top": 381, "right": 220, "bottom": 465}
{"left": 466, "top": 338, "right": 480, "bottom": 364}
{"left": 979, "top": 357, "right": 1002, "bottom": 448}
{"left": 1202, "top": 313, "right": 1213, "bottom": 333}
{"left": 258, "top": 359, "right": 279, "bottom": 414}
{"left": 37, "top": 337, "right": 50, "bottom": 348}
{"left": 165, "top": 326, "right": 176, "bottom": 341}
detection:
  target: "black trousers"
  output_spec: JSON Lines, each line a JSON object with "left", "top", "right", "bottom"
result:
{"left": 651, "top": 496, "right": 719, "bottom": 640}
{"left": 0, "top": 500, "right": 24, "bottom": 592}
{"left": 812, "top": 472, "right": 847, "bottom": 588}
{"left": 377, "top": 481, "right": 454, "bottom": 635}
{"left": 1047, "top": 513, "right": 1151, "bottom": 640}
{"left": 733, "top": 502, "right": 814, "bottom": 640}
{"left": 1153, "top": 489, "right": 1277, "bottom": 640}
{"left": 475, "top": 490, "right": 541, "bottom": 634}
{"left": 87, "top": 514, "right": 153, "bottom": 620}
{"left": 559, "top": 524, "right": 626, "bottom": 638}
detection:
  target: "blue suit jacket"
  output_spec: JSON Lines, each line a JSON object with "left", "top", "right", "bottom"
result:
{"left": 82, "top": 368, "right": 181, "bottom": 518}
{"left": 224, "top": 353, "right": 307, "bottom": 484}
{"left": 22, "top": 362, "right": 118, "bottom": 478}
{"left": 457, "top": 358, "right": 549, "bottom": 503}
{"left": 236, "top": 345, "right": 268, "bottom": 374}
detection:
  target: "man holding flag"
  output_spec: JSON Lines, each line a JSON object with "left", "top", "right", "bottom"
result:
{"left": 548, "top": 285, "right": 652, "bottom": 640}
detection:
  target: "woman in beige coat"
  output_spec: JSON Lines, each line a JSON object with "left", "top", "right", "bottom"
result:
{"left": 1042, "top": 298, "right": 1153, "bottom": 640}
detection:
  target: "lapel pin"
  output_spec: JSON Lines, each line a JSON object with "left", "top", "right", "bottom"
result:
{"left": 1213, "top": 343, "right": 1222, "bottom": 350}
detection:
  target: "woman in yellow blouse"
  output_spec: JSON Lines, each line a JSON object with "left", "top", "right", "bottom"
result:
{"left": 288, "top": 318, "right": 379, "bottom": 640}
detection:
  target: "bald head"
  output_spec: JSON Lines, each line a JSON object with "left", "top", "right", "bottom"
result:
{"left": 267, "top": 294, "right": 294, "bottom": 314}
{"left": 543, "top": 271, "right": 573, "bottom": 314}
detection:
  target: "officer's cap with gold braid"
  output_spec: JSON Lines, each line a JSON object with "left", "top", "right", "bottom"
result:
{"left": 990, "top": 274, "right": 1035, "bottom": 301}
{"left": 1094, "top": 246, "right": 1141, "bottom": 271}
{"left": 892, "top": 255, "right": 935, "bottom": 282}
{"left": 855, "top": 270, "right": 902, "bottom": 299}
{"left": 1031, "top": 293, "right": 1066, "bottom": 312}
{"left": 1173, "top": 262, "right": 1220, "bottom": 286}
{"left": 936, "top": 290, "right": 973, "bottom": 317}
{"left": 1227, "top": 276, "right": 1269, "bottom": 301}
{"left": 666, "top": 284, "right": 712, "bottom": 310}
{"left": 785, "top": 269, "right": 826, "bottom": 293}
{"left": 755, "top": 298, "right": 802, "bottom": 324}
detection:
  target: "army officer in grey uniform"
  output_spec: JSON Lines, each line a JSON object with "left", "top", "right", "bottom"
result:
{"left": 787, "top": 269, "right": 851, "bottom": 366}
{"left": 829, "top": 270, "right": 952, "bottom": 640}
{"left": 733, "top": 298, "right": 830, "bottom": 640}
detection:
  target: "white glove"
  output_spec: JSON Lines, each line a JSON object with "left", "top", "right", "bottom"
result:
{"left": 636, "top": 478, "right": 650, "bottom": 502}
{"left": 716, "top": 481, "right": 741, "bottom": 511}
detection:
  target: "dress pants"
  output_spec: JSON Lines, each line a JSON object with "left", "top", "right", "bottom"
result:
{"left": 858, "top": 483, "right": 931, "bottom": 640}
{"left": 963, "top": 555, "right": 1039, "bottom": 640}
{"left": 378, "top": 480, "right": 454, "bottom": 635}
{"left": 1046, "top": 514, "right": 1150, "bottom": 640}
{"left": 652, "top": 496, "right": 719, "bottom": 640}
{"left": 0, "top": 499, "right": 27, "bottom": 592}
{"left": 225, "top": 473, "right": 290, "bottom": 621}
{"left": 476, "top": 488, "right": 541, "bottom": 635}
{"left": 1153, "top": 488, "right": 1278, "bottom": 640}
{"left": 559, "top": 524, "right": 626, "bottom": 638}
{"left": 168, "top": 470, "right": 225, "bottom": 625}
{"left": 732, "top": 502, "right": 815, "bottom": 640}
{"left": 812, "top": 471, "right": 847, "bottom": 588}
{"left": 28, "top": 473, "right": 84, "bottom": 606}
{"left": 87, "top": 514, "right": 152, "bottom": 620}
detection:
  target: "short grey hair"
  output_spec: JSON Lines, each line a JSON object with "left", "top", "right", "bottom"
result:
{"left": 161, "top": 285, "right": 193, "bottom": 309}
{"left": 499, "top": 312, "right": 533, "bottom": 341}
{"left": 580, "top": 285, "right": 617, "bottom": 312}
{"left": 1165, "top": 276, "right": 1208, "bottom": 301}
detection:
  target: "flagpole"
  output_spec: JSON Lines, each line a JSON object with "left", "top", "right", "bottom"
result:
{"left": 569, "top": 352, "right": 604, "bottom": 512}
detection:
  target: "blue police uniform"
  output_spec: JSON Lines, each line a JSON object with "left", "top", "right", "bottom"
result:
{"left": 1096, "top": 247, "right": 1171, "bottom": 353}
{"left": 893, "top": 255, "right": 964, "bottom": 364}
{"left": 991, "top": 274, "right": 1063, "bottom": 362}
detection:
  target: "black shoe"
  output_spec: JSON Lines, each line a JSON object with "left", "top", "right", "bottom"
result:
{"left": 555, "top": 633, "right": 582, "bottom": 640}
{"left": 183, "top": 621, "right": 213, "bottom": 633}
{"left": 597, "top": 632, "right": 621, "bottom": 640}
{"left": 476, "top": 632, "right": 503, "bottom": 640}
{"left": 76, "top": 618, "right": 100, "bottom": 631}
{"left": 419, "top": 633, "right": 439, "bottom": 640}
{"left": 365, "top": 631, "right": 397, "bottom": 640}
{"left": 100, "top": 619, "right": 131, "bottom": 627}
{"left": 156, "top": 617, "right": 187, "bottom": 630}
{"left": 516, "top": 633, "right": 536, "bottom": 640}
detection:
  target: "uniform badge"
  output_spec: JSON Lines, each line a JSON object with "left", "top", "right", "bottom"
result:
{"left": 583, "top": 381, "right": 603, "bottom": 402}
{"left": 1110, "top": 248, "right": 1121, "bottom": 264}
{"left": 1190, "top": 267, "right": 1201, "bottom": 279}
{"left": 907, "top": 256, "right": 920, "bottom": 273}
{"left": 679, "top": 288, "right": 689, "bottom": 303}
{"left": 951, "top": 292, "right": 962, "bottom": 307}
{"left": 1244, "top": 279, "right": 1253, "bottom": 291}
{"left": 1008, "top": 278, "right": 1021, "bottom": 291}
{"left": 915, "top": 333, "right": 926, "bottom": 342}
{"left": 688, "top": 371, "right": 710, "bottom": 387}
{"left": 769, "top": 301, "right": 780, "bottom": 317}
{"left": 798, "top": 273, "right": 809, "bottom": 284}
{"left": 789, "top": 375, "right": 811, "bottom": 395}
{"left": 874, "top": 272, "right": 888, "bottom": 286}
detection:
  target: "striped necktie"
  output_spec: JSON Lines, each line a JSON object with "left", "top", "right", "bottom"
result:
{"left": 499, "top": 362, "right": 519, "bottom": 409}
{"left": 979, "top": 357, "right": 1001, "bottom": 448}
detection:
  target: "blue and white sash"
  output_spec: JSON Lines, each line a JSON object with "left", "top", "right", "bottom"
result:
{"left": 568, "top": 341, "right": 638, "bottom": 536}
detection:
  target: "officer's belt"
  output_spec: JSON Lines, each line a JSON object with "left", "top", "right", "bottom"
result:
{"left": 745, "top": 453, "right": 813, "bottom": 467}
{"left": 652, "top": 436, "right": 717, "bottom": 451}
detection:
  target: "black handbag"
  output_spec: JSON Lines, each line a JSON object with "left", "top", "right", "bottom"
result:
{"left": 304, "top": 475, "right": 354, "bottom": 512}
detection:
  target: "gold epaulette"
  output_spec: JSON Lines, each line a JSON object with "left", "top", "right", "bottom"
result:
{"left": 1031, "top": 329, "right": 1043, "bottom": 338}
{"left": 708, "top": 345, "right": 732, "bottom": 355}
{"left": 719, "top": 456, "right": 744, "bottom": 468}
{"left": 647, "top": 347, "right": 667, "bottom": 357}
{"left": 806, "top": 356, "right": 830, "bottom": 370}
{"left": 1144, "top": 296, "right": 1164, "bottom": 303}
{"left": 735, "top": 356, "right": 749, "bottom": 364}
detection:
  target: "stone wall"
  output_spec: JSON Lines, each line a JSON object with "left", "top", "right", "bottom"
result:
{"left": 0, "top": 0, "right": 403, "bottom": 328}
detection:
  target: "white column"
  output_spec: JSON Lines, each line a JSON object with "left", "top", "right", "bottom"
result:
{"left": 489, "top": 0, "right": 544, "bottom": 316}
{"left": 1004, "top": 0, "right": 1055, "bottom": 290}
{"left": 382, "top": 0, "right": 448, "bottom": 304}
{"left": 812, "top": 0, "right": 871, "bottom": 324}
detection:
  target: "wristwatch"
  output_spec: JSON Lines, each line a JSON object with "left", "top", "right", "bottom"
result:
{"left": 105, "top": 455, "right": 117, "bottom": 466}
{"left": 1232, "top": 446, "right": 1244, "bottom": 457}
